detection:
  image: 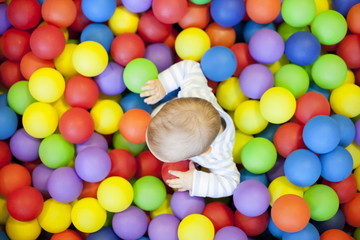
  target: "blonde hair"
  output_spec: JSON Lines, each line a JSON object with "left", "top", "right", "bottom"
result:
{"left": 146, "top": 97, "right": 221, "bottom": 162}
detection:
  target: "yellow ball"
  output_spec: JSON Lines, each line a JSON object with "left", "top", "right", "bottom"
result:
{"left": 354, "top": 166, "right": 360, "bottom": 192}
{"left": 108, "top": 6, "right": 139, "bottom": 35}
{"left": 178, "top": 214, "right": 215, "bottom": 240}
{"left": 175, "top": 27, "right": 211, "bottom": 61}
{"left": 234, "top": 100, "right": 269, "bottom": 135}
{"left": 0, "top": 195, "right": 9, "bottom": 225}
{"left": 267, "top": 54, "right": 289, "bottom": 74}
{"left": 150, "top": 194, "right": 173, "bottom": 219}
{"left": 54, "top": 43, "right": 79, "bottom": 79}
{"left": 71, "top": 197, "right": 107, "bottom": 233}
{"left": 330, "top": 83, "right": 360, "bottom": 118}
{"left": 233, "top": 130, "right": 254, "bottom": 164}
{"left": 72, "top": 41, "right": 108, "bottom": 77}
{"left": 268, "top": 176, "right": 305, "bottom": 206}
{"left": 6, "top": 216, "right": 41, "bottom": 240}
{"left": 23, "top": 102, "right": 59, "bottom": 138}
{"left": 52, "top": 95, "right": 71, "bottom": 119}
{"left": 315, "top": 0, "right": 331, "bottom": 15}
{"left": 346, "top": 142, "right": 360, "bottom": 169}
{"left": 97, "top": 176, "right": 134, "bottom": 212}
{"left": 216, "top": 77, "right": 248, "bottom": 111}
{"left": 90, "top": 99, "right": 123, "bottom": 135}
{"left": 28, "top": 67, "right": 65, "bottom": 103}
{"left": 260, "top": 87, "right": 296, "bottom": 124}
{"left": 38, "top": 198, "right": 72, "bottom": 234}
{"left": 342, "top": 69, "right": 355, "bottom": 85}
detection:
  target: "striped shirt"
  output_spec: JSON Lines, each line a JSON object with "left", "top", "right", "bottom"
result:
{"left": 157, "top": 60, "right": 240, "bottom": 198}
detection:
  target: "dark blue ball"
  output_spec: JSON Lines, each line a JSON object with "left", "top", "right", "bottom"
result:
{"left": 87, "top": 226, "right": 120, "bottom": 240}
{"left": 0, "top": 106, "right": 18, "bottom": 140}
{"left": 80, "top": 23, "right": 114, "bottom": 52}
{"left": 332, "top": 0, "right": 360, "bottom": 16}
{"left": 210, "top": 0, "right": 246, "bottom": 27}
{"left": 120, "top": 92, "right": 152, "bottom": 114}
{"left": 240, "top": 168, "right": 269, "bottom": 186}
{"left": 243, "top": 20, "right": 276, "bottom": 43}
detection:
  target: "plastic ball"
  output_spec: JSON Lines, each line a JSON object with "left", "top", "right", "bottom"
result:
{"left": 64, "top": 75, "right": 99, "bottom": 109}
{"left": 76, "top": 132, "right": 107, "bottom": 154}
{"left": 0, "top": 164, "right": 31, "bottom": 197}
{"left": 51, "top": 229, "right": 82, "bottom": 240}
{"left": 51, "top": 44, "right": 76, "bottom": 79}
{"left": 0, "top": 61, "right": 22, "bottom": 90}
{"left": 234, "top": 210, "right": 269, "bottom": 236}
{"left": 135, "top": 151, "right": 163, "bottom": 179}
{"left": 75, "top": 147, "right": 111, "bottom": 182}
{"left": 148, "top": 214, "right": 180, "bottom": 240}
{"left": 0, "top": 106, "right": 18, "bottom": 141}
{"left": 342, "top": 193, "right": 360, "bottom": 227}
{"left": 249, "top": 29, "right": 285, "bottom": 65}
{"left": 323, "top": 174, "right": 357, "bottom": 204}
{"left": 175, "top": 27, "right": 210, "bottom": 61}
{"left": 41, "top": 0, "right": 77, "bottom": 28}
{"left": 320, "top": 146, "right": 353, "bottom": 182}
{"left": 119, "top": 93, "right": 150, "bottom": 114}
{"left": 97, "top": 176, "right": 133, "bottom": 212}
{"left": 80, "top": 23, "right": 114, "bottom": 53}
{"left": 31, "top": 164, "right": 53, "bottom": 197}
{"left": 112, "top": 131, "right": 146, "bottom": 156}
{"left": 152, "top": 0, "right": 188, "bottom": 24}
{"left": 273, "top": 122, "right": 306, "bottom": 158}
{"left": 1, "top": 28, "right": 31, "bottom": 62}
{"left": 0, "top": 141, "right": 11, "bottom": 169}
{"left": 144, "top": 43, "right": 174, "bottom": 73}
{"left": 330, "top": 83, "right": 360, "bottom": 118}
{"left": 7, "top": 0, "right": 41, "bottom": 30}
{"left": 202, "top": 202, "right": 234, "bottom": 232}
{"left": 295, "top": 92, "right": 330, "bottom": 125}
{"left": 178, "top": 214, "right": 214, "bottom": 240}
{"left": 268, "top": 176, "right": 304, "bottom": 206}
{"left": 331, "top": 114, "right": 356, "bottom": 147}
{"left": 108, "top": 6, "right": 139, "bottom": 36}
{"left": 210, "top": 0, "right": 245, "bottom": 27}
{"left": 337, "top": 34, "right": 360, "bottom": 69}
{"left": 133, "top": 176, "right": 166, "bottom": 211}
{"left": 90, "top": 99, "right": 123, "bottom": 135}
{"left": 5, "top": 217, "right": 41, "bottom": 240}
{"left": 303, "top": 184, "right": 339, "bottom": 221}
{"left": 71, "top": 197, "right": 107, "bottom": 233}
{"left": 214, "top": 226, "right": 247, "bottom": 240}
{"left": 81, "top": 0, "right": 116, "bottom": 22}
{"left": 122, "top": 0, "right": 152, "bottom": 13}
{"left": 119, "top": 109, "right": 151, "bottom": 144}
{"left": 240, "top": 168, "right": 269, "bottom": 186}
{"left": 161, "top": 160, "right": 190, "bottom": 186}
{"left": 356, "top": 119, "right": 360, "bottom": 146}
{"left": 0, "top": 4, "right": 11, "bottom": 35}
{"left": 171, "top": 190, "right": 205, "bottom": 220}
{"left": 205, "top": 22, "right": 236, "bottom": 47}
{"left": 242, "top": 20, "right": 276, "bottom": 44}
{"left": 216, "top": 76, "right": 247, "bottom": 111}
{"left": 123, "top": 58, "right": 158, "bottom": 94}
{"left": 9, "top": 128, "right": 40, "bottom": 162}
{"left": 7, "top": 81, "right": 35, "bottom": 115}
{"left": 320, "top": 229, "right": 354, "bottom": 240}
{"left": 282, "top": 222, "right": 320, "bottom": 240}
{"left": 230, "top": 43, "right": 256, "bottom": 77}
{"left": 200, "top": 46, "right": 237, "bottom": 82}
{"left": 110, "top": 33, "right": 145, "bottom": 67}
{"left": 332, "top": 0, "right": 359, "bottom": 16}
{"left": 87, "top": 226, "right": 119, "bottom": 240}
{"left": 150, "top": 194, "right": 173, "bottom": 218}
{"left": 112, "top": 206, "right": 148, "bottom": 239}
{"left": 281, "top": 0, "right": 316, "bottom": 27}
{"left": 108, "top": 149, "right": 137, "bottom": 180}
{"left": 20, "top": 51, "right": 54, "bottom": 80}
{"left": 234, "top": 100, "right": 268, "bottom": 135}
{"left": 259, "top": 87, "right": 296, "bottom": 124}
{"left": 246, "top": 0, "right": 281, "bottom": 24}
{"left": 274, "top": 64, "right": 309, "bottom": 98}
{"left": 347, "top": 3, "right": 360, "bottom": 34}
{"left": 178, "top": 2, "right": 210, "bottom": 29}
{"left": 72, "top": 41, "right": 108, "bottom": 77}
{"left": 37, "top": 198, "right": 71, "bottom": 233}
{"left": 138, "top": 11, "right": 172, "bottom": 43}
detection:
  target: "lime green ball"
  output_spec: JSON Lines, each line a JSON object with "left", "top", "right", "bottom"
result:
{"left": 7, "top": 81, "right": 36, "bottom": 115}
{"left": 275, "top": 64, "right": 310, "bottom": 98}
{"left": 311, "top": 54, "right": 347, "bottom": 90}
{"left": 277, "top": 22, "right": 310, "bottom": 42}
{"left": 303, "top": 184, "right": 339, "bottom": 221}
{"left": 123, "top": 58, "right": 158, "bottom": 94}
{"left": 281, "top": 0, "right": 316, "bottom": 28}
{"left": 39, "top": 133, "right": 75, "bottom": 169}
{"left": 241, "top": 137, "right": 277, "bottom": 174}
{"left": 112, "top": 131, "right": 145, "bottom": 156}
{"left": 190, "top": 0, "right": 211, "bottom": 4}
{"left": 133, "top": 176, "right": 167, "bottom": 211}
{"left": 354, "top": 228, "right": 360, "bottom": 240}
{"left": 311, "top": 10, "right": 347, "bottom": 45}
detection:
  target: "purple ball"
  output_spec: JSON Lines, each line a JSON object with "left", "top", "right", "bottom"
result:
{"left": 239, "top": 64, "right": 274, "bottom": 99}
{"left": 94, "top": 62, "right": 126, "bottom": 96}
{"left": 122, "top": 0, "right": 153, "bottom": 13}
{"left": 9, "top": 128, "right": 41, "bottom": 162}
{"left": 233, "top": 179, "right": 270, "bottom": 217}
{"left": 47, "top": 167, "right": 83, "bottom": 203}
{"left": 75, "top": 147, "right": 111, "bottom": 182}
{"left": 148, "top": 214, "right": 180, "bottom": 240}
{"left": 144, "top": 43, "right": 174, "bottom": 73}
{"left": 32, "top": 164, "right": 54, "bottom": 197}
{"left": 112, "top": 206, "right": 148, "bottom": 239}
{"left": 0, "top": 4, "right": 11, "bottom": 35}
{"left": 76, "top": 132, "right": 108, "bottom": 154}
{"left": 170, "top": 191, "right": 205, "bottom": 220}
{"left": 266, "top": 156, "right": 285, "bottom": 182}
{"left": 214, "top": 226, "right": 248, "bottom": 240}
{"left": 249, "top": 29, "right": 284, "bottom": 64}
{"left": 355, "top": 119, "right": 360, "bottom": 146}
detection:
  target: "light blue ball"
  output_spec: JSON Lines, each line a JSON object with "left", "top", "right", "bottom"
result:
{"left": 243, "top": 20, "right": 276, "bottom": 44}
{"left": 282, "top": 223, "right": 320, "bottom": 240}
{"left": 0, "top": 106, "right": 18, "bottom": 140}
{"left": 320, "top": 146, "right": 353, "bottom": 182}
{"left": 330, "top": 114, "right": 355, "bottom": 147}
{"left": 240, "top": 168, "right": 269, "bottom": 186}
{"left": 119, "top": 93, "right": 152, "bottom": 114}
{"left": 81, "top": 0, "right": 117, "bottom": 23}
{"left": 268, "top": 216, "right": 284, "bottom": 239}
{"left": 80, "top": 23, "right": 114, "bottom": 52}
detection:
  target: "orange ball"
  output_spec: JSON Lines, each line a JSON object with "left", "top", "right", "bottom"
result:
{"left": 79, "top": 181, "right": 101, "bottom": 199}
{"left": 119, "top": 109, "right": 152, "bottom": 144}
{"left": 342, "top": 192, "right": 360, "bottom": 227}
{"left": 20, "top": 51, "right": 55, "bottom": 80}
{"left": 271, "top": 194, "right": 310, "bottom": 233}
{"left": 320, "top": 229, "right": 354, "bottom": 240}
{"left": 51, "top": 229, "right": 82, "bottom": 240}
{"left": 178, "top": 2, "right": 210, "bottom": 30}
{"left": 246, "top": 0, "right": 281, "bottom": 24}
{"left": 205, "top": 22, "right": 236, "bottom": 48}
{"left": 347, "top": 3, "right": 360, "bottom": 34}
{"left": 0, "top": 164, "right": 31, "bottom": 197}
{"left": 41, "top": 0, "right": 77, "bottom": 28}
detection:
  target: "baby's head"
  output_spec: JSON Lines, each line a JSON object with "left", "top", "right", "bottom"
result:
{"left": 146, "top": 97, "right": 221, "bottom": 162}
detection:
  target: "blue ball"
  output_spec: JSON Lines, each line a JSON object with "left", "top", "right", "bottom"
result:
{"left": 120, "top": 93, "right": 152, "bottom": 114}
{"left": 285, "top": 31, "right": 321, "bottom": 66}
{"left": 240, "top": 168, "right": 269, "bottom": 186}
{"left": 0, "top": 106, "right": 18, "bottom": 140}
{"left": 306, "top": 81, "right": 330, "bottom": 100}
{"left": 233, "top": 21, "right": 245, "bottom": 43}
{"left": 80, "top": 23, "right": 114, "bottom": 52}
{"left": 319, "top": 146, "right": 353, "bottom": 182}
{"left": 82, "top": 0, "right": 117, "bottom": 22}
{"left": 303, "top": 115, "right": 341, "bottom": 154}
{"left": 282, "top": 223, "right": 320, "bottom": 240}
{"left": 210, "top": 0, "right": 246, "bottom": 27}
{"left": 332, "top": 0, "right": 360, "bottom": 16}
{"left": 0, "top": 93, "right": 9, "bottom": 107}
{"left": 268, "top": 216, "right": 283, "bottom": 239}
{"left": 330, "top": 114, "right": 356, "bottom": 147}
{"left": 88, "top": 226, "right": 119, "bottom": 240}
{"left": 201, "top": 46, "right": 237, "bottom": 82}
{"left": 311, "top": 209, "right": 345, "bottom": 234}
{"left": 284, "top": 149, "right": 321, "bottom": 187}
{"left": 255, "top": 123, "right": 281, "bottom": 142}
{"left": 243, "top": 20, "right": 276, "bottom": 44}
{"left": 0, "top": 231, "right": 9, "bottom": 240}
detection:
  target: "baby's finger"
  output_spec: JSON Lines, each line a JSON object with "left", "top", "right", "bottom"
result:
{"left": 168, "top": 170, "right": 183, "bottom": 178}
{"left": 144, "top": 95, "right": 160, "bottom": 104}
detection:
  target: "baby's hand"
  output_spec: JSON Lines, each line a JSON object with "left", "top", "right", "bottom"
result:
{"left": 140, "top": 79, "right": 166, "bottom": 105}
{"left": 166, "top": 162, "right": 196, "bottom": 192}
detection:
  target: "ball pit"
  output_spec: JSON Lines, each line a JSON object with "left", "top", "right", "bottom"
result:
{"left": 1, "top": 0, "right": 360, "bottom": 239}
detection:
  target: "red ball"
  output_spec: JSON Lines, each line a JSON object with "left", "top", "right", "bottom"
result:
{"left": 111, "top": 33, "right": 145, "bottom": 66}
{"left": 64, "top": 75, "right": 99, "bottom": 109}
{"left": 20, "top": 51, "right": 55, "bottom": 80}
{"left": 354, "top": 68, "right": 360, "bottom": 86}
{"left": 178, "top": 2, "right": 210, "bottom": 30}
{"left": 0, "top": 141, "right": 11, "bottom": 169}
{"left": 152, "top": 0, "right": 188, "bottom": 24}
{"left": 347, "top": 3, "right": 360, "bottom": 34}
{"left": 59, "top": 107, "right": 94, "bottom": 144}
{"left": 108, "top": 148, "right": 137, "bottom": 180}
{"left": 6, "top": 0, "right": 41, "bottom": 30}
{"left": 7, "top": 186, "right": 44, "bottom": 221}
{"left": 230, "top": 43, "right": 256, "bottom": 77}
{"left": 0, "top": 164, "right": 31, "bottom": 197}
{"left": 273, "top": 122, "right": 307, "bottom": 158}
{"left": 1, "top": 28, "right": 31, "bottom": 61}
{"left": 41, "top": 0, "right": 77, "bottom": 28}
{"left": 0, "top": 60, "right": 23, "bottom": 89}
{"left": 135, "top": 150, "right": 163, "bottom": 179}
{"left": 69, "top": 0, "right": 91, "bottom": 33}
{"left": 51, "top": 229, "right": 82, "bottom": 240}
{"left": 30, "top": 24, "right": 66, "bottom": 60}
{"left": 205, "top": 22, "right": 236, "bottom": 47}
{"left": 119, "top": 109, "right": 152, "bottom": 144}
{"left": 320, "top": 229, "right": 354, "bottom": 240}
{"left": 161, "top": 160, "right": 190, "bottom": 184}
{"left": 234, "top": 210, "right": 269, "bottom": 236}
{"left": 336, "top": 34, "right": 360, "bottom": 69}
{"left": 138, "top": 11, "right": 172, "bottom": 43}
{"left": 294, "top": 92, "right": 330, "bottom": 125}
{"left": 323, "top": 174, "right": 357, "bottom": 204}
{"left": 202, "top": 202, "right": 234, "bottom": 232}
{"left": 342, "top": 192, "right": 360, "bottom": 227}
{"left": 79, "top": 181, "right": 100, "bottom": 199}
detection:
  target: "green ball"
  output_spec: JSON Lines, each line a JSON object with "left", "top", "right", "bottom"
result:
{"left": 303, "top": 184, "right": 339, "bottom": 221}
{"left": 311, "top": 54, "right": 347, "bottom": 90}
{"left": 112, "top": 131, "right": 145, "bottom": 156}
{"left": 7, "top": 81, "right": 36, "bottom": 115}
{"left": 281, "top": 0, "right": 316, "bottom": 28}
{"left": 189, "top": 0, "right": 211, "bottom": 4}
{"left": 354, "top": 227, "right": 360, "bottom": 240}
{"left": 241, "top": 137, "right": 277, "bottom": 174}
{"left": 311, "top": 10, "right": 347, "bottom": 45}
{"left": 123, "top": 58, "right": 158, "bottom": 94}
{"left": 277, "top": 22, "right": 309, "bottom": 42}
{"left": 275, "top": 64, "right": 310, "bottom": 98}
{"left": 133, "top": 176, "right": 167, "bottom": 211}
{"left": 39, "top": 133, "right": 75, "bottom": 169}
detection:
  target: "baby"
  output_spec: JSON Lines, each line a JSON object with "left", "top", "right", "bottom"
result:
{"left": 140, "top": 60, "right": 240, "bottom": 198}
